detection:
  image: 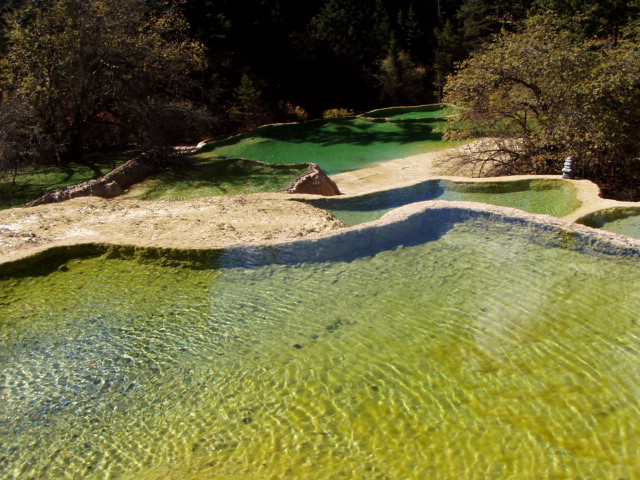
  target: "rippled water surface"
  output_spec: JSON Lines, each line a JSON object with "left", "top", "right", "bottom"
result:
{"left": 1, "top": 216, "right": 639, "bottom": 479}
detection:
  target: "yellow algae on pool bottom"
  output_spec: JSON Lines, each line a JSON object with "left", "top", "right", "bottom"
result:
{"left": 1, "top": 215, "right": 639, "bottom": 479}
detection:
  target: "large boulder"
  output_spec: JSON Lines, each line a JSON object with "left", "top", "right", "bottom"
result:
{"left": 281, "top": 163, "right": 341, "bottom": 196}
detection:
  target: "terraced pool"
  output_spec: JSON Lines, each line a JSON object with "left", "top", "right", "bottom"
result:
{"left": 360, "top": 104, "right": 456, "bottom": 121}
{"left": 306, "top": 179, "right": 582, "bottom": 226}
{"left": 196, "top": 106, "right": 456, "bottom": 175}
{"left": 115, "top": 105, "right": 457, "bottom": 200}
{"left": 2, "top": 207, "right": 639, "bottom": 479}
{"left": 123, "top": 159, "right": 309, "bottom": 201}
{"left": 577, "top": 207, "right": 640, "bottom": 240}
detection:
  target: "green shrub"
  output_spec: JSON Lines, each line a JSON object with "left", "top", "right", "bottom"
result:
{"left": 322, "top": 108, "right": 354, "bottom": 119}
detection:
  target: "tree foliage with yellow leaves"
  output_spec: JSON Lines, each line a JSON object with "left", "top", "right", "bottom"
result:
{"left": 444, "top": 16, "right": 640, "bottom": 199}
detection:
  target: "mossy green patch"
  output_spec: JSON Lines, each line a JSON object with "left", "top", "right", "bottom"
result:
{"left": 125, "top": 158, "right": 309, "bottom": 201}
{"left": 0, "top": 150, "right": 137, "bottom": 210}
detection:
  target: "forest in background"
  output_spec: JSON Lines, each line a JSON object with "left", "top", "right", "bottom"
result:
{"left": 0, "top": 0, "right": 639, "bottom": 198}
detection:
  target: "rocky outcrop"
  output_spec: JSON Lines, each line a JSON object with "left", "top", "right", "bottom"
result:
{"left": 281, "top": 163, "right": 341, "bottom": 196}
{"left": 27, "top": 150, "right": 176, "bottom": 207}
{"left": 26, "top": 154, "right": 339, "bottom": 207}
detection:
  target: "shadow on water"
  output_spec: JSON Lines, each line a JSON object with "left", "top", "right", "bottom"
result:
{"left": 577, "top": 207, "right": 640, "bottom": 239}
{"left": 305, "top": 179, "right": 583, "bottom": 226}
{"left": 307, "top": 180, "right": 446, "bottom": 214}
{"left": 4, "top": 202, "right": 628, "bottom": 281}
{"left": 2, "top": 204, "right": 640, "bottom": 480}
{"left": 197, "top": 118, "right": 445, "bottom": 154}
{"left": 0, "top": 208, "right": 462, "bottom": 278}
{"left": 217, "top": 206, "right": 640, "bottom": 267}
{"left": 1, "top": 151, "right": 138, "bottom": 210}
{"left": 578, "top": 207, "right": 640, "bottom": 228}
{"left": 254, "top": 119, "right": 445, "bottom": 148}
{"left": 218, "top": 206, "right": 461, "bottom": 268}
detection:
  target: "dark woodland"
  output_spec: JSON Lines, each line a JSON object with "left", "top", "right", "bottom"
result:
{"left": 0, "top": 0, "right": 638, "bottom": 196}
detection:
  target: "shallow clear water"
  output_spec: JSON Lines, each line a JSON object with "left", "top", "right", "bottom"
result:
{"left": 602, "top": 214, "right": 640, "bottom": 239}
{"left": 307, "top": 179, "right": 581, "bottom": 226}
{"left": 578, "top": 208, "right": 640, "bottom": 240}
{"left": 1, "top": 212, "right": 639, "bottom": 479}
{"left": 198, "top": 117, "right": 456, "bottom": 175}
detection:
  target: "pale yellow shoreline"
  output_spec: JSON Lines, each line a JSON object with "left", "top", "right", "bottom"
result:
{"left": 1, "top": 146, "right": 639, "bottom": 266}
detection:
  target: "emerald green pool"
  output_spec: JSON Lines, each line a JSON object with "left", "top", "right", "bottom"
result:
{"left": 1, "top": 208, "right": 639, "bottom": 479}
{"left": 122, "top": 104, "right": 457, "bottom": 200}
{"left": 578, "top": 207, "right": 640, "bottom": 240}
{"left": 124, "top": 159, "right": 308, "bottom": 201}
{"left": 197, "top": 115, "right": 455, "bottom": 175}
{"left": 306, "top": 179, "right": 581, "bottom": 226}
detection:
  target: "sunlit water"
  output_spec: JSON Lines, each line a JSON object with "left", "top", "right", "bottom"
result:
{"left": 578, "top": 208, "right": 640, "bottom": 240}
{"left": 1, "top": 210, "right": 639, "bottom": 479}
{"left": 307, "top": 179, "right": 581, "bottom": 226}
{"left": 198, "top": 116, "right": 457, "bottom": 175}
{"left": 603, "top": 214, "right": 640, "bottom": 239}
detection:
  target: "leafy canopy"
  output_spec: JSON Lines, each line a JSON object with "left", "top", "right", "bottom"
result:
{"left": 444, "top": 16, "right": 640, "bottom": 199}
{"left": 0, "top": 0, "right": 208, "bottom": 173}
